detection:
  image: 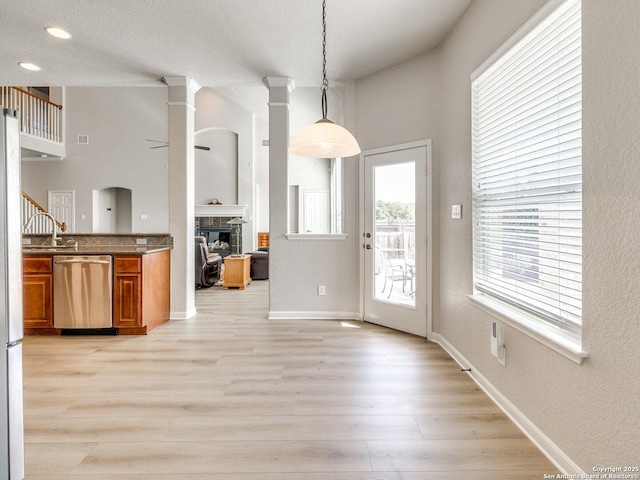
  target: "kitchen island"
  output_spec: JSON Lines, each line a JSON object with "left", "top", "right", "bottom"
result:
{"left": 22, "top": 234, "right": 172, "bottom": 336}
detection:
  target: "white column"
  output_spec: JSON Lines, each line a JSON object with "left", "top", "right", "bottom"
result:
{"left": 163, "top": 76, "right": 200, "bottom": 319}
{"left": 263, "top": 77, "right": 294, "bottom": 313}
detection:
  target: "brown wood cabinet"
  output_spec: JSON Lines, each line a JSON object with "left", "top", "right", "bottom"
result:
{"left": 113, "top": 250, "right": 171, "bottom": 335}
{"left": 258, "top": 232, "right": 269, "bottom": 247}
{"left": 223, "top": 255, "right": 251, "bottom": 289}
{"left": 23, "top": 249, "right": 171, "bottom": 336}
{"left": 23, "top": 256, "right": 58, "bottom": 335}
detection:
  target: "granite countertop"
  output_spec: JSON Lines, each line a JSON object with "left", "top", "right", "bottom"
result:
{"left": 23, "top": 245, "right": 173, "bottom": 255}
{"left": 22, "top": 233, "right": 173, "bottom": 255}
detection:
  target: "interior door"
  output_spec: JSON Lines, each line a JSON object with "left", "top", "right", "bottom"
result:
{"left": 362, "top": 142, "right": 430, "bottom": 337}
{"left": 48, "top": 190, "right": 75, "bottom": 233}
{"left": 303, "top": 189, "right": 330, "bottom": 233}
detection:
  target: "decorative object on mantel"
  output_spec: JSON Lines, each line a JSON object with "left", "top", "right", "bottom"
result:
{"left": 207, "top": 198, "right": 223, "bottom": 205}
{"left": 288, "top": 0, "right": 360, "bottom": 159}
{"left": 227, "top": 217, "right": 248, "bottom": 257}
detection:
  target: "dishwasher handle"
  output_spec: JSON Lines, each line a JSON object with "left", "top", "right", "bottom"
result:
{"left": 54, "top": 258, "right": 111, "bottom": 265}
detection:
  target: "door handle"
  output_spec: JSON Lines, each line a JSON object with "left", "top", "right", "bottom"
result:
{"left": 55, "top": 259, "right": 111, "bottom": 265}
{"left": 365, "top": 233, "right": 371, "bottom": 238}
{"left": 365, "top": 244, "right": 372, "bottom": 250}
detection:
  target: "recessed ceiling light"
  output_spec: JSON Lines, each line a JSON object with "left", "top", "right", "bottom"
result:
{"left": 18, "top": 62, "right": 41, "bottom": 71}
{"left": 45, "top": 26, "right": 72, "bottom": 39}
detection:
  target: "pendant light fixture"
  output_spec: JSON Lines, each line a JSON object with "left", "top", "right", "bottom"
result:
{"left": 289, "top": 0, "right": 361, "bottom": 159}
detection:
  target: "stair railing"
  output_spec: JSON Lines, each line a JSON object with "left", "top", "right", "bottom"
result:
{"left": 21, "top": 191, "right": 67, "bottom": 233}
{"left": 1, "top": 87, "right": 63, "bottom": 143}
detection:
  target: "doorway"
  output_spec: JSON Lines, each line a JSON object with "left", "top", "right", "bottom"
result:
{"left": 92, "top": 187, "right": 132, "bottom": 233}
{"left": 361, "top": 141, "right": 432, "bottom": 337}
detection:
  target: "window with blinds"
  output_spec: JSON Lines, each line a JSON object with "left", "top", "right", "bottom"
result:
{"left": 471, "top": 0, "right": 582, "bottom": 332}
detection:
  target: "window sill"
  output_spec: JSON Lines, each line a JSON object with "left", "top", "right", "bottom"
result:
{"left": 468, "top": 294, "right": 588, "bottom": 364}
{"left": 285, "top": 234, "right": 348, "bottom": 241}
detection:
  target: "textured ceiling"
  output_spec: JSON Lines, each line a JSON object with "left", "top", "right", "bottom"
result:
{"left": 0, "top": 0, "right": 470, "bottom": 89}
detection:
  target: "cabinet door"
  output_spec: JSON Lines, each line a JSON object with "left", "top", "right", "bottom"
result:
{"left": 23, "top": 274, "right": 53, "bottom": 328}
{"left": 113, "top": 274, "right": 141, "bottom": 327}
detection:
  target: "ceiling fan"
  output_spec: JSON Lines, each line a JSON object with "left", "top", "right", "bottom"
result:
{"left": 146, "top": 139, "right": 210, "bottom": 151}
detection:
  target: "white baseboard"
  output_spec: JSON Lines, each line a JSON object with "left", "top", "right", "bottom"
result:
{"left": 430, "top": 333, "right": 584, "bottom": 476}
{"left": 267, "top": 311, "right": 360, "bottom": 321}
{"left": 170, "top": 307, "right": 196, "bottom": 320}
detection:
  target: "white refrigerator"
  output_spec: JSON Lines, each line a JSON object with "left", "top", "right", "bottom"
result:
{"left": 0, "top": 108, "right": 25, "bottom": 479}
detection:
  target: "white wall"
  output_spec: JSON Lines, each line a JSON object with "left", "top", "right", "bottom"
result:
{"left": 267, "top": 83, "right": 359, "bottom": 317}
{"left": 194, "top": 129, "right": 238, "bottom": 205}
{"left": 356, "top": 0, "right": 640, "bottom": 471}
{"left": 195, "top": 88, "right": 256, "bottom": 252}
{"left": 254, "top": 116, "right": 270, "bottom": 233}
{"left": 21, "top": 87, "right": 169, "bottom": 233}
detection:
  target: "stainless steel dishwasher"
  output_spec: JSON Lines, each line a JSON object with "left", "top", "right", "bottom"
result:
{"left": 53, "top": 255, "right": 113, "bottom": 329}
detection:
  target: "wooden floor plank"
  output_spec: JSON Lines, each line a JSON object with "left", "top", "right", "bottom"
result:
{"left": 23, "top": 280, "right": 559, "bottom": 477}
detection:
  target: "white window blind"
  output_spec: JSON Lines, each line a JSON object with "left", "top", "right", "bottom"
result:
{"left": 471, "top": 0, "right": 582, "bottom": 331}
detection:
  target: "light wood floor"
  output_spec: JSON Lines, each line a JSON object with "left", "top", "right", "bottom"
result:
{"left": 23, "top": 280, "right": 558, "bottom": 479}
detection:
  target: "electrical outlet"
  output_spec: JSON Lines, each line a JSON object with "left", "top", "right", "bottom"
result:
{"left": 318, "top": 285, "right": 326, "bottom": 296}
{"left": 491, "top": 321, "right": 506, "bottom": 366}
{"left": 136, "top": 238, "right": 147, "bottom": 245}
{"left": 452, "top": 204, "right": 462, "bottom": 219}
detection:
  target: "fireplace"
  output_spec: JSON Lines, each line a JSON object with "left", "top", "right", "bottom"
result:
{"left": 198, "top": 227, "right": 233, "bottom": 257}
{"left": 196, "top": 213, "right": 246, "bottom": 258}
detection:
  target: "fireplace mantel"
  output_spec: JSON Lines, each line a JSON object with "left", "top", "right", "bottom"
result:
{"left": 195, "top": 204, "right": 247, "bottom": 218}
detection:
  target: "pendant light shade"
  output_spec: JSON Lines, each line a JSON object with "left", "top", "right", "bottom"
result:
{"left": 289, "top": 118, "right": 360, "bottom": 158}
{"left": 289, "top": 0, "right": 361, "bottom": 159}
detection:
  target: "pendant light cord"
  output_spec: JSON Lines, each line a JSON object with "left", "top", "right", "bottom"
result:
{"left": 321, "top": 0, "right": 329, "bottom": 120}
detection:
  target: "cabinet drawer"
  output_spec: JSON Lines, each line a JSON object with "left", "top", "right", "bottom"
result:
{"left": 115, "top": 256, "right": 141, "bottom": 274}
{"left": 23, "top": 256, "right": 53, "bottom": 274}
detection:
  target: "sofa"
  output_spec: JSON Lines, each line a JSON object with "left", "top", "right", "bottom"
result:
{"left": 195, "top": 236, "right": 222, "bottom": 288}
{"left": 249, "top": 247, "right": 269, "bottom": 280}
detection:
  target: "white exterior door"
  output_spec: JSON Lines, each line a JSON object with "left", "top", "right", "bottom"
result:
{"left": 361, "top": 142, "right": 431, "bottom": 337}
{"left": 48, "top": 190, "right": 75, "bottom": 233}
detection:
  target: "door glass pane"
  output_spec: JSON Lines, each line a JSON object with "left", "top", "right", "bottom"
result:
{"left": 373, "top": 162, "right": 415, "bottom": 307}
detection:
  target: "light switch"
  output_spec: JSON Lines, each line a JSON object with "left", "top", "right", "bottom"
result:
{"left": 452, "top": 204, "right": 462, "bottom": 219}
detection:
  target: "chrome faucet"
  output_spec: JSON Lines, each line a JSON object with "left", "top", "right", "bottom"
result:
{"left": 24, "top": 212, "right": 59, "bottom": 246}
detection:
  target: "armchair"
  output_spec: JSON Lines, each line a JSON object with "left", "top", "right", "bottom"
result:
{"left": 195, "top": 236, "right": 222, "bottom": 288}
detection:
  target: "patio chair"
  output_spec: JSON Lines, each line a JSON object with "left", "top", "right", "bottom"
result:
{"left": 381, "top": 253, "right": 412, "bottom": 298}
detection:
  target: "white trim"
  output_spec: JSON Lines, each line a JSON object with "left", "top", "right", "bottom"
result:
{"left": 267, "top": 311, "right": 360, "bottom": 321}
{"left": 469, "top": 294, "right": 587, "bottom": 364}
{"left": 20, "top": 132, "right": 66, "bottom": 158}
{"left": 170, "top": 307, "right": 197, "bottom": 320}
{"left": 285, "top": 233, "right": 348, "bottom": 241}
{"left": 431, "top": 332, "right": 585, "bottom": 476}
{"left": 167, "top": 101, "right": 196, "bottom": 112}
{"left": 194, "top": 204, "right": 247, "bottom": 218}
{"left": 162, "top": 76, "right": 201, "bottom": 93}
{"left": 471, "top": 0, "right": 570, "bottom": 81}
{"left": 360, "top": 139, "right": 433, "bottom": 157}
{"left": 263, "top": 76, "right": 295, "bottom": 92}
